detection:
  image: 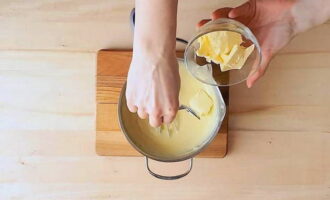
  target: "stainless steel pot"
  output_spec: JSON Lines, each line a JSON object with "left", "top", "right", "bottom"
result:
{"left": 118, "top": 59, "right": 226, "bottom": 180}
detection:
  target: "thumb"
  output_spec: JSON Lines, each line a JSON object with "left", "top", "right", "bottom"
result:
{"left": 246, "top": 50, "right": 272, "bottom": 88}
{"left": 211, "top": 7, "right": 232, "bottom": 20}
{"left": 229, "top": 0, "right": 254, "bottom": 19}
{"left": 197, "top": 19, "right": 211, "bottom": 28}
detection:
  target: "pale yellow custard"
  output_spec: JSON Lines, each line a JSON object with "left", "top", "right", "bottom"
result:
{"left": 121, "top": 60, "right": 224, "bottom": 160}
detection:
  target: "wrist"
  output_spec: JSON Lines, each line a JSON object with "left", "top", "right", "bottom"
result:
{"left": 133, "top": 0, "right": 178, "bottom": 60}
{"left": 291, "top": 0, "right": 330, "bottom": 35}
{"left": 133, "top": 33, "right": 176, "bottom": 58}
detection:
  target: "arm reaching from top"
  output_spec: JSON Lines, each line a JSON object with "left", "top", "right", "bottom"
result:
{"left": 126, "top": 0, "right": 179, "bottom": 127}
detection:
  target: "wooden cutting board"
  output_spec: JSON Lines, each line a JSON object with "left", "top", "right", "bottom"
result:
{"left": 96, "top": 50, "right": 229, "bottom": 158}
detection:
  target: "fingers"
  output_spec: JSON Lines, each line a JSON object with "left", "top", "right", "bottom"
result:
{"left": 197, "top": 19, "right": 211, "bottom": 28}
{"left": 129, "top": 104, "right": 178, "bottom": 127}
{"left": 126, "top": 94, "right": 178, "bottom": 127}
{"left": 127, "top": 99, "right": 163, "bottom": 127}
{"left": 228, "top": 2, "right": 251, "bottom": 19}
{"left": 126, "top": 101, "right": 138, "bottom": 113}
{"left": 149, "top": 111, "right": 162, "bottom": 128}
{"left": 197, "top": 7, "right": 232, "bottom": 28}
{"left": 149, "top": 116, "right": 162, "bottom": 128}
{"left": 137, "top": 107, "right": 148, "bottom": 119}
{"left": 126, "top": 87, "right": 137, "bottom": 113}
{"left": 246, "top": 67, "right": 266, "bottom": 88}
{"left": 163, "top": 107, "right": 177, "bottom": 124}
{"left": 246, "top": 50, "right": 272, "bottom": 88}
{"left": 149, "top": 105, "right": 178, "bottom": 127}
{"left": 163, "top": 114, "right": 175, "bottom": 124}
{"left": 228, "top": 0, "right": 256, "bottom": 26}
{"left": 211, "top": 7, "right": 232, "bottom": 20}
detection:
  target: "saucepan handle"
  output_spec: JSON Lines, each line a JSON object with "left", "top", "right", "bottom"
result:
{"left": 145, "top": 157, "right": 193, "bottom": 180}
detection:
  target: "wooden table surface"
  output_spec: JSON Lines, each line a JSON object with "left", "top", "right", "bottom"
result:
{"left": 0, "top": 0, "right": 330, "bottom": 199}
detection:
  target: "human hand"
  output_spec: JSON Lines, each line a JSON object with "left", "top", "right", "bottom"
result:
{"left": 126, "top": 0, "right": 180, "bottom": 127}
{"left": 198, "top": 0, "right": 297, "bottom": 88}
{"left": 126, "top": 44, "right": 180, "bottom": 127}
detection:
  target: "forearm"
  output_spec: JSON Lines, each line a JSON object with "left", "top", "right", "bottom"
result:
{"left": 134, "top": 0, "right": 178, "bottom": 55}
{"left": 292, "top": 0, "right": 330, "bottom": 35}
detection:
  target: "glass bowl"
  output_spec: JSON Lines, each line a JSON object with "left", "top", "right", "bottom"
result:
{"left": 184, "top": 18, "right": 262, "bottom": 87}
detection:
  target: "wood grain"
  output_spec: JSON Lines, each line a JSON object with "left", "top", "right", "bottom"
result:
{"left": 95, "top": 50, "right": 229, "bottom": 158}
{"left": 0, "top": 0, "right": 329, "bottom": 52}
{"left": 0, "top": 48, "right": 329, "bottom": 199}
{"left": 0, "top": 0, "right": 330, "bottom": 199}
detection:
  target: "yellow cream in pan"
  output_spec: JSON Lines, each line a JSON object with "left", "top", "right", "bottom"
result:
{"left": 121, "top": 60, "right": 222, "bottom": 160}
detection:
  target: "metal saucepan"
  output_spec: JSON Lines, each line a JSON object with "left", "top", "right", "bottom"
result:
{"left": 119, "top": 9, "right": 226, "bottom": 180}
{"left": 118, "top": 59, "right": 226, "bottom": 180}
